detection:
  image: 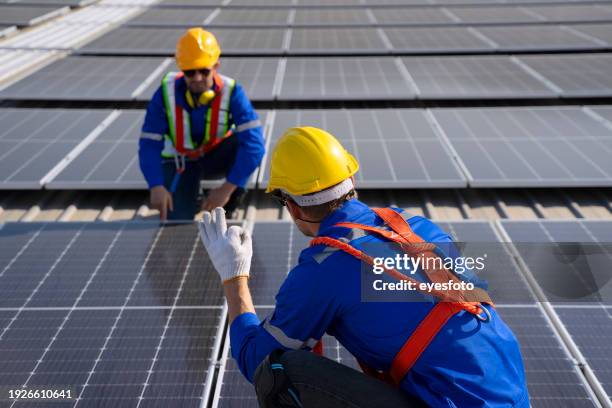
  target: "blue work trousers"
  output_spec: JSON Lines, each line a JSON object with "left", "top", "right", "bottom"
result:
{"left": 162, "top": 135, "right": 239, "bottom": 220}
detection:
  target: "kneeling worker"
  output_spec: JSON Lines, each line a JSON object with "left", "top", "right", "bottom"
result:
{"left": 199, "top": 127, "right": 529, "bottom": 407}
{"left": 139, "top": 28, "right": 264, "bottom": 220}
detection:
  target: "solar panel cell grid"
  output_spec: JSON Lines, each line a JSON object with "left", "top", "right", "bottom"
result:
{"left": 209, "top": 9, "right": 290, "bottom": 26}
{"left": 401, "top": 56, "right": 557, "bottom": 99}
{"left": 383, "top": 27, "right": 495, "bottom": 52}
{"left": 432, "top": 108, "right": 612, "bottom": 187}
{"left": 0, "top": 108, "right": 111, "bottom": 188}
{"left": 289, "top": 28, "right": 388, "bottom": 53}
{"left": 474, "top": 25, "right": 605, "bottom": 51}
{"left": 556, "top": 307, "right": 612, "bottom": 400}
{"left": 126, "top": 7, "right": 213, "bottom": 26}
{"left": 279, "top": 57, "right": 417, "bottom": 100}
{"left": 518, "top": 54, "right": 612, "bottom": 97}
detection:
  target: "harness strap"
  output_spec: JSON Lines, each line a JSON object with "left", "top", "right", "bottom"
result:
{"left": 309, "top": 207, "right": 495, "bottom": 385}
{"left": 174, "top": 73, "right": 227, "bottom": 159}
{"left": 389, "top": 302, "right": 461, "bottom": 384}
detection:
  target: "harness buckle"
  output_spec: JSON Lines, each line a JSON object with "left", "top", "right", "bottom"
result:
{"left": 474, "top": 305, "right": 492, "bottom": 323}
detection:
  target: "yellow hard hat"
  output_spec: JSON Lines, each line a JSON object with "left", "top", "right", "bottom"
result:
{"left": 266, "top": 127, "right": 359, "bottom": 196}
{"left": 175, "top": 28, "right": 221, "bottom": 71}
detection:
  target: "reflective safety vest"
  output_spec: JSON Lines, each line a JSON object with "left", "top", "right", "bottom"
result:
{"left": 160, "top": 71, "right": 236, "bottom": 159}
{"left": 310, "top": 207, "right": 494, "bottom": 385}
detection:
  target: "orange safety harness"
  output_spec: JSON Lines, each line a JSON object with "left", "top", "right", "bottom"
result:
{"left": 309, "top": 207, "right": 494, "bottom": 385}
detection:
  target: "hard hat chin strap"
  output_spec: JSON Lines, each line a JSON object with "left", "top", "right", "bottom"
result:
{"left": 285, "top": 178, "right": 354, "bottom": 207}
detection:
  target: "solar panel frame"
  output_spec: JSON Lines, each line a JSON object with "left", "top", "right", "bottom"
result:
{"left": 279, "top": 57, "right": 417, "bottom": 100}
{"left": 262, "top": 109, "right": 467, "bottom": 188}
{"left": 401, "top": 56, "right": 558, "bottom": 99}
{"left": 0, "top": 56, "right": 171, "bottom": 101}
{"left": 0, "top": 108, "right": 113, "bottom": 190}
{"left": 431, "top": 107, "right": 612, "bottom": 187}
{"left": 518, "top": 53, "right": 612, "bottom": 97}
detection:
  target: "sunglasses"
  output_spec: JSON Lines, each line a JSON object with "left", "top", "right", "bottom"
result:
{"left": 183, "top": 68, "right": 212, "bottom": 78}
{"left": 272, "top": 190, "right": 288, "bottom": 207}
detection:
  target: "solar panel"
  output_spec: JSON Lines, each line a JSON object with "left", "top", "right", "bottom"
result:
{"left": 437, "top": 221, "right": 536, "bottom": 304}
{"left": 288, "top": 28, "right": 388, "bottom": 54}
{"left": 0, "top": 4, "right": 68, "bottom": 26}
{"left": 555, "top": 307, "right": 612, "bottom": 400}
{"left": 474, "top": 25, "right": 606, "bottom": 51}
{"left": 384, "top": 27, "right": 495, "bottom": 53}
{"left": 525, "top": 4, "right": 612, "bottom": 23}
{"left": 0, "top": 56, "right": 170, "bottom": 101}
{"left": 400, "top": 56, "right": 557, "bottom": 99}
{"left": 279, "top": 57, "right": 417, "bottom": 100}
{"left": 496, "top": 306, "right": 597, "bottom": 407}
{"left": 518, "top": 53, "right": 612, "bottom": 97}
{"left": 79, "top": 26, "right": 286, "bottom": 56}
{"left": 125, "top": 7, "right": 214, "bottom": 27}
{"left": 248, "top": 222, "right": 309, "bottom": 306}
{"left": 446, "top": 6, "right": 542, "bottom": 24}
{"left": 208, "top": 9, "right": 290, "bottom": 27}
{"left": 432, "top": 107, "right": 612, "bottom": 187}
{"left": 293, "top": 8, "right": 372, "bottom": 25}
{"left": 371, "top": 8, "right": 454, "bottom": 25}
{"left": 263, "top": 109, "right": 467, "bottom": 188}
{"left": 571, "top": 24, "right": 612, "bottom": 46}
{"left": 78, "top": 27, "right": 181, "bottom": 55}
{"left": 0, "top": 222, "right": 226, "bottom": 406}
{"left": 46, "top": 111, "right": 146, "bottom": 190}
{"left": 0, "top": 108, "right": 112, "bottom": 189}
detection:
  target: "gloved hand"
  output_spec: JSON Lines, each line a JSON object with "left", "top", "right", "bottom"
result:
{"left": 198, "top": 207, "right": 252, "bottom": 283}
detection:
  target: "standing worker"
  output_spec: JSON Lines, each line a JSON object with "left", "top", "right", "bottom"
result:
{"left": 199, "top": 127, "right": 529, "bottom": 407}
{"left": 139, "top": 28, "right": 264, "bottom": 220}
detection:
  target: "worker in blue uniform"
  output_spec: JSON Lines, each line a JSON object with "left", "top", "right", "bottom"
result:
{"left": 198, "top": 127, "right": 529, "bottom": 407}
{"left": 139, "top": 28, "right": 264, "bottom": 220}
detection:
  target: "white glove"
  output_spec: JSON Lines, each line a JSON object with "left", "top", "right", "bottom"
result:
{"left": 198, "top": 207, "right": 252, "bottom": 283}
